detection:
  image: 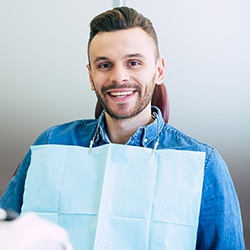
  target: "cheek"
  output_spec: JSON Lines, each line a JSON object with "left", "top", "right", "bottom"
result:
{"left": 135, "top": 72, "right": 155, "bottom": 87}
{"left": 92, "top": 71, "right": 108, "bottom": 83}
{"left": 90, "top": 73, "right": 102, "bottom": 88}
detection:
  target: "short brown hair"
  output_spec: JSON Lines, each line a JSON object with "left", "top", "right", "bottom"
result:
{"left": 87, "top": 7, "right": 159, "bottom": 60}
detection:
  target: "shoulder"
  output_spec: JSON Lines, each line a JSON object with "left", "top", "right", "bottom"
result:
{"left": 33, "top": 119, "right": 99, "bottom": 147}
{"left": 159, "top": 123, "right": 220, "bottom": 173}
{"left": 160, "top": 123, "right": 214, "bottom": 151}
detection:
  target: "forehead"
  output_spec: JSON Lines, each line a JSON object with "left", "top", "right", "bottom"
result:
{"left": 88, "top": 27, "right": 156, "bottom": 60}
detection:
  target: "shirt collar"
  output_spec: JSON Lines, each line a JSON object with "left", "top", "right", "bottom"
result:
{"left": 95, "top": 106, "right": 165, "bottom": 148}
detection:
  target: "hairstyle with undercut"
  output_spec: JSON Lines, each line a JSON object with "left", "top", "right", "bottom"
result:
{"left": 87, "top": 7, "right": 159, "bottom": 61}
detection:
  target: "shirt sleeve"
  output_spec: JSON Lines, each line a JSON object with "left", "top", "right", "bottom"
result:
{"left": 0, "top": 129, "right": 50, "bottom": 213}
{"left": 196, "top": 149, "right": 245, "bottom": 249}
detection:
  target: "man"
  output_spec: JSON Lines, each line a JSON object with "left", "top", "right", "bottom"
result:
{"left": 0, "top": 7, "right": 244, "bottom": 249}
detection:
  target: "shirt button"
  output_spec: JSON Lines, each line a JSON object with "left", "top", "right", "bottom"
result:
{"left": 144, "top": 138, "right": 148, "bottom": 143}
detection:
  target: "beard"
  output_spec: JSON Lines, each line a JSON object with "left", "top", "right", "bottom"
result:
{"left": 94, "top": 77, "right": 155, "bottom": 120}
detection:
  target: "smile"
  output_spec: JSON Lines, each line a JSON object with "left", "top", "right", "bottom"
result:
{"left": 109, "top": 91, "right": 134, "bottom": 97}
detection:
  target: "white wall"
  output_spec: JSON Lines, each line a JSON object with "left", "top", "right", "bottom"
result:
{"left": 0, "top": 0, "right": 249, "bottom": 245}
{"left": 0, "top": 0, "right": 111, "bottom": 188}
{"left": 126, "top": 0, "right": 250, "bottom": 243}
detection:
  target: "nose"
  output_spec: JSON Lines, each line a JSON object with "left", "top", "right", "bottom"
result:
{"left": 109, "top": 64, "right": 130, "bottom": 84}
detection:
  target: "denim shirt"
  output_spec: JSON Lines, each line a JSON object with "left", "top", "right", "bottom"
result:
{"left": 0, "top": 107, "right": 245, "bottom": 249}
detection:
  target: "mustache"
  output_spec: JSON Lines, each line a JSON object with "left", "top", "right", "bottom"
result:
{"left": 101, "top": 83, "right": 141, "bottom": 92}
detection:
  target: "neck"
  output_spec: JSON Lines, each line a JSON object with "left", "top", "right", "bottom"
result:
{"left": 104, "top": 107, "right": 153, "bottom": 144}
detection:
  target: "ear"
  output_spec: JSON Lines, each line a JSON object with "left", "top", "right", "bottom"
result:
{"left": 86, "top": 64, "right": 95, "bottom": 90}
{"left": 155, "top": 57, "right": 165, "bottom": 86}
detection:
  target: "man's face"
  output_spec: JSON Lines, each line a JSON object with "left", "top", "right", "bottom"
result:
{"left": 87, "top": 27, "right": 164, "bottom": 120}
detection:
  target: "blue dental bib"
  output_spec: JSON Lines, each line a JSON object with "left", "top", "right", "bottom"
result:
{"left": 22, "top": 144, "right": 205, "bottom": 250}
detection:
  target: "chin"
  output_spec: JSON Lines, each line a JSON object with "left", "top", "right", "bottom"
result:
{"left": 107, "top": 106, "right": 148, "bottom": 120}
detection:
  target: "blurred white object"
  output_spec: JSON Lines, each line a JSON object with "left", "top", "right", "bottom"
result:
{"left": 0, "top": 208, "right": 19, "bottom": 221}
{"left": 0, "top": 212, "right": 73, "bottom": 250}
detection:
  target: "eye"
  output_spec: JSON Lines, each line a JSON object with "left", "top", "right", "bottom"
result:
{"left": 127, "top": 61, "right": 141, "bottom": 67}
{"left": 98, "top": 63, "right": 112, "bottom": 69}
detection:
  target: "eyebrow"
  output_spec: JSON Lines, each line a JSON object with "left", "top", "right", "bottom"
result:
{"left": 124, "top": 53, "right": 145, "bottom": 59}
{"left": 94, "top": 56, "right": 109, "bottom": 63}
{"left": 93, "top": 53, "right": 145, "bottom": 63}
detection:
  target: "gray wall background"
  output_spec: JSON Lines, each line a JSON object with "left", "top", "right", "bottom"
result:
{"left": 0, "top": 0, "right": 249, "bottom": 247}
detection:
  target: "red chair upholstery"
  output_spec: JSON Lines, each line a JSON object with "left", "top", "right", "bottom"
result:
{"left": 95, "top": 84, "right": 170, "bottom": 123}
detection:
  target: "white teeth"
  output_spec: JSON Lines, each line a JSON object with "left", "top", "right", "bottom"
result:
{"left": 110, "top": 91, "right": 133, "bottom": 96}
